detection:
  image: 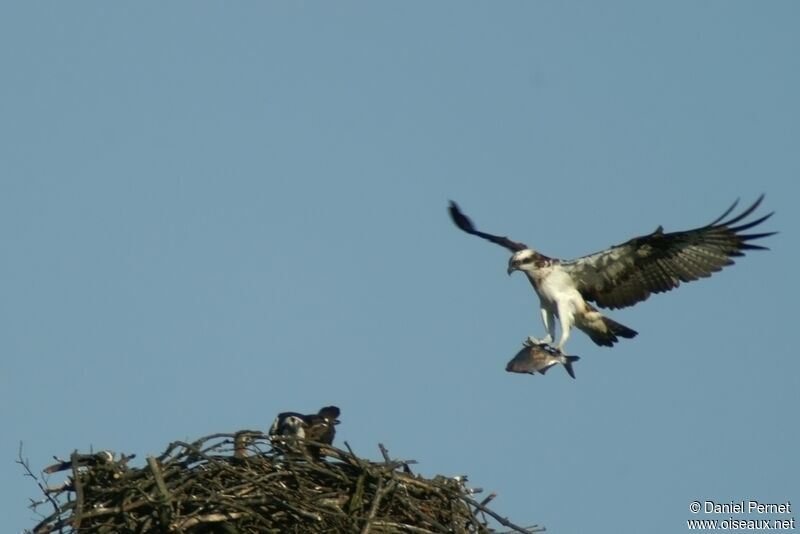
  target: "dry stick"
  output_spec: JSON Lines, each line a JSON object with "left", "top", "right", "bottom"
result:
{"left": 70, "top": 451, "right": 84, "bottom": 531}
{"left": 371, "top": 521, "right": 440, "bottom": 534}
{"left": 30, "top": 501, "right": 75, "bottom": 534}
{"left": 378, "top": 442, "right": 417, "bottom": 474}
{"left": 365, "top": 443, "right": 415, "bottom": 534}
{"left": 17, "top": 443, "right": 64, "bottom": 533}
{"left": 280, "top": 499, "right": 323, "bottom": 522}
{"left": 404, "top": 499, "right": 452, "bottom": 533}
{"left": 33, "top": 517, "right": 70, "bottom": 534}
{"left": 359, "top": 476, "right": 385, "bottom": 534}
{"left": 298, "top": 455, "right": 351, "bottom": 483}
{"left": 378, "top": 443, "right": 392, "bottom": 463}
{"left": 469, "top": 492, "right": 497, "bottom": 528}
{"left": 479, "top": 492, "right": 497, "bottom": 507}
{"left": 343, "top": 441, "right": 362, "bottom": 464}
{"left": 463, "top": 495, "right": 545, "bottom": 534}
{"left": 171, "top": 511, "right": 246, "bottom": 530}
{"left": 146, "top": 456, "right": 173, "bottom": 532}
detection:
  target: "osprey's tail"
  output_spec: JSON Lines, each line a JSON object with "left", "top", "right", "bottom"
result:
{"left": 583, "top": 314, "right": 638, "bottom": 347}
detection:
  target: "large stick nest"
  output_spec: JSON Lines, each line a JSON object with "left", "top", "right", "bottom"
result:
{"left": 24, "top": 432, "right": 543, "bottom": 534}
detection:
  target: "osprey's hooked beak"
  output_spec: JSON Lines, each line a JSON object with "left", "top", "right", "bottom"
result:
{"left": 507, "top": 261, "right": 518, "bottom": 275}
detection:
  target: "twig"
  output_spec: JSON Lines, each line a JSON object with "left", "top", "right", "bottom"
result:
{"left": 171, "top": 511, "right": 246, "bottom": 530}
{"left": 480, "top": 492, "right": 497, "bottom": 507}
{"left": 370, "top": 521, "right": 440, "bottom": 533}
{"left": 146, "top": 456, "right": 173, "bottom": 532}
{"left": 69, "top": 452, "right": 84, "bottom": 531}
{"left": 378, "top": 442, "right": 416, "bottom": 474}
{"left": 464, "top": 495, "right": 545, "bottom": 533}
{"left": 378, "top": 443, "right": 392, "bottom": 463}
{"left": 17, "top": 443, "right": 65, "bottom": 534}
{"left": 360, "top": 476, "right": 387, "bottom": 534}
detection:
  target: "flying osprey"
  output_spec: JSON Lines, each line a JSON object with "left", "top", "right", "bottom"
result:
{"left": 449, "top": 196, "right": 774, "bottom": 352}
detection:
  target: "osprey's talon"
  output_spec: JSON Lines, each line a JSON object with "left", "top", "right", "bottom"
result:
{"left": 524, "top": 336, "right": 549, "bottom": 347}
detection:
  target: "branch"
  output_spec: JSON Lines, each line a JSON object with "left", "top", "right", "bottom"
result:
{"left": 16, "top": 443, "right": 64, "bottom": 532}
{"left": 463, "top": 495, "right": 546, "bottom": 533}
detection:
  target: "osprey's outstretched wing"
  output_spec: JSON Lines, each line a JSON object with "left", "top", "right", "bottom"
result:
{"left": 563, "top": 195, "right": 775, "bottom": 310}
{"left": 449, "top": 201, "right": 529, "bottom": 252}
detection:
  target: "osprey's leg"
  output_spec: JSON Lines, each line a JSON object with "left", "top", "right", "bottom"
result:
{"left": 554, "top": 303, "right": 575, "bottom": 352}
{"left": 525, "top": 307, "right": 555, "bottom": 346}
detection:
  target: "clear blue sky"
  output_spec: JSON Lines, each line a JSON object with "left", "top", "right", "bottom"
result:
{"left": 2, "top": 3, "right": 797, "bottom": 533}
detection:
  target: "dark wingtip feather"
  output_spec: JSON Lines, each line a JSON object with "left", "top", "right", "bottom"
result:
{"left": 711, "top": 195, "right": 775, "bottom": 252}
{"left": 729, "top": 211, "right": 774, "bottom": 233}
{"left": 740, "top": 230, "right": 778, "bottom": 241}
{"left": 740, "top": 244, "right": 772, "bottom": 251}
{"left": 448, "top": 200, "right": 474, "bottom": 233}
{"left": 708, "top": 197, "right": 741, "bottom": 226}
{"left": 718, "top": 194, "right": 768, "bottom": 228}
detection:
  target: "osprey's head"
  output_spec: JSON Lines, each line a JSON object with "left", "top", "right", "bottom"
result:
{"left": 271, "top": 414, "right": 307, "bottom": 438}
{"left": 317, "top": 405, "right": 341, "bottom": 425}
{"left": 507, "top": 249, "right": 539, "bottom": 275}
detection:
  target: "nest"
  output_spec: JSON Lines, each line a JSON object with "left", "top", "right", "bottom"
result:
{"left": 23, "top": 432, "right": 543, "bottom": 534}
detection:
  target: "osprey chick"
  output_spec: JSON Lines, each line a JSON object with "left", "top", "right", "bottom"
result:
{"left": 269, "top": 405, "right": 341, "bottom": 459}
{"left": 449, "top": 196, "right": 774, "bottom": 352}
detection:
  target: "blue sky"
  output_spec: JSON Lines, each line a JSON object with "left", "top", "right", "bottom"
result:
{"left": 2, "top": 3, "right": 797, "bottom": 533}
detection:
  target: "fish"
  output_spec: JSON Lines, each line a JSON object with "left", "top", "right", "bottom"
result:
{"left": 506, "top": 341, "right": 580, "bottom": 379}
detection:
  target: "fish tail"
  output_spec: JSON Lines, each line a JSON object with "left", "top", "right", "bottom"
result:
{"left": 561, "top": 355, "right": 580, "bottom": 379}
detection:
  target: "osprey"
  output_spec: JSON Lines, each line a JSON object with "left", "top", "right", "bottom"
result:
{"left": 449, "top": 196, "right": 774, "bottom": 352}
{"left": 269, "top": 405, "right": 341, "bottom": 458}
{"left": 233, "top": 430, "right": 259, "bottom": 461}
{"left": 43, "top": 450, "right": 116, "bottom": 474}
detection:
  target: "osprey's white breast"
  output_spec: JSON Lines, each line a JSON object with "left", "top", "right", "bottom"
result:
{"left": 531, "top": 264, "right": 585, "bottom": 312}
